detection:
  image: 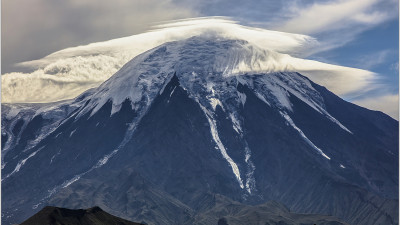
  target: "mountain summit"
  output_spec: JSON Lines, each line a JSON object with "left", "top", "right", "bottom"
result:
{"left": 2, "top": 37, "right": 398, "bottom": 225}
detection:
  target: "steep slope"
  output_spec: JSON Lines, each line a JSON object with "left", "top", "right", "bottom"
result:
{"left": 20, "top": 206, "right": 143, "bottom": 225}
{"left": 2, "top": 37, "right": 398, "bottom": 225}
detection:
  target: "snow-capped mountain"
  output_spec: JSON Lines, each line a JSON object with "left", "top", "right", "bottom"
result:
{"left": 2, "top": 37, "right": 398, "bottom": 225}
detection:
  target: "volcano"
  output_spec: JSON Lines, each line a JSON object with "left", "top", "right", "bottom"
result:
{"left": 2, "top": 36, "right": 398, "bottom": 225}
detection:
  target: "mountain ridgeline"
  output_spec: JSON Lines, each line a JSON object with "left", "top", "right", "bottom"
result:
{"left": 2, "top": 37, "right": 398, "bottom": 225}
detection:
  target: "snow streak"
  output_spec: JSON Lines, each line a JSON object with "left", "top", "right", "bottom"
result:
{"left": 199, "top": 103, "right": 244, "bottom": 189}
{"left": 229, "top": 112, "right": 257, "bottom": 194}
{"left": 2, "top": 148, "right": 42, "bottom": 181}
{"left": 280, "top": 111, "right": 331, "bottom": 160}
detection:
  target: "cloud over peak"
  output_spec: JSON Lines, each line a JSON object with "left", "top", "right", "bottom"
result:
{"left": 0, "top": 18, "right": 382, "bottom": 115}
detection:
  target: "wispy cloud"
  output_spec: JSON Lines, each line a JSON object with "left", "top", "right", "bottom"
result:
{"left": 279, "top": 0, "right": 392, "bottom": 34}
{"left": 355, "top": 49, "right": 396, "bottom": 70}
{"left": 390, "top": 62, "right": 399, "bottom": 72}
{"left": 275, "top": 0, "right": 398, "bottom": 52}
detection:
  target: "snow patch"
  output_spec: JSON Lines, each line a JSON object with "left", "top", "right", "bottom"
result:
{"left": 244, "top": 144, "right": 256, "bottom": 194}
{"left": 95, "top": 149, "right": 119, "bottom": 168}
{"left": 209, "top": 98, "right": 224, "bottom": 111}
{"left": 2, "top": 147, "right": 43, "bottom": 181}
{"left": 229, "top": 113, "right": 243, "bottom": 134}
{"left": 50, "top": 149, "right": 61, "bottom": 164}
{"left": 169, "top": 86, "right": 177, "bottom": 97}
{"left": 255, "top": 92, "right": 271, "bottom": 106}
{"left": 62, "top": 175, "right": 81, "bottom": 188}
{"left": 69, "top": 129, "right": 77, "bottom": 137}
{"left": 238, "top": 92, "right": 247, "bottom": 106}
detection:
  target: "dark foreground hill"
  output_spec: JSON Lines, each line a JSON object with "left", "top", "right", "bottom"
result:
{"left": 20, "top": 206, "right": 144, "bottom": 225}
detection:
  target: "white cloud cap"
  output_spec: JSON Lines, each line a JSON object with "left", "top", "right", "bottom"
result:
{"left": 1, "top": 17, "right": 378, "bottom": 114}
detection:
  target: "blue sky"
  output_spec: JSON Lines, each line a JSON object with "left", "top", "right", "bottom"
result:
{"left": 2, "top": 0, "right": 399, "bottom": 117}
{"left": 313, "top": 19, "right": 399, "bottom": 97}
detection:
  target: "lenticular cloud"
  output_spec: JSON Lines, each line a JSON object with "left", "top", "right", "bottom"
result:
{"left": 2, "top": 17, "right": 375, "bottom": 103}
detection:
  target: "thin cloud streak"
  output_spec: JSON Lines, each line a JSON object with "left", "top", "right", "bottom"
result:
{"left": 273, "top": 0, "right": 398, "bottom": 54}
{"left": 355, "top": 50, "right": 396, "bottom": 70}
{"left": 278, "top": 0, "right": 391, "bottom": 34}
